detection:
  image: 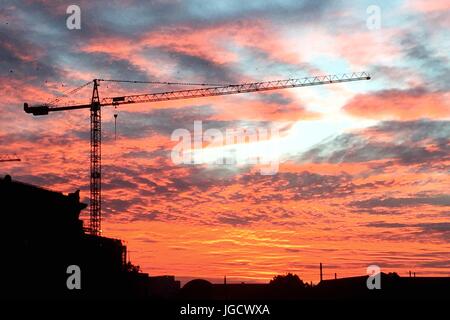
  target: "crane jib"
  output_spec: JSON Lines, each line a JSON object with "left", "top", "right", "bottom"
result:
{"left": 22, "top": 72, "right": 371, "bottom": 235}
{"left": 102, "top": 75, "right": 370, "bottom": 106}
{"left": 23, "top": 73, "right": 370, "bottom": 115}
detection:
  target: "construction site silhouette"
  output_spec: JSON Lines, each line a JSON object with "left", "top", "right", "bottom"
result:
{"left": 1, "top": 174, "right": 449, "bottom": 300}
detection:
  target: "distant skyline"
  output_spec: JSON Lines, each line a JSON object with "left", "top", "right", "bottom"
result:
{"left": 0, "top": 0, "right": 449, "bottom": 283}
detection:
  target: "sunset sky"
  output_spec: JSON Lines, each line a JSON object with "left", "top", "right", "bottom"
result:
{"left": 1, "top": 0, "right": 449, "bottom": 284}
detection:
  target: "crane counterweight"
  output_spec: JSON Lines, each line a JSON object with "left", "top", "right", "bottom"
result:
{"left": 24, "top": 103, "right": 49, "bottom": 116}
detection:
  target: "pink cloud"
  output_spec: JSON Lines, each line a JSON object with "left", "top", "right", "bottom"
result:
{"left": 343, "top": 89, "right": 450, "bottom": 120}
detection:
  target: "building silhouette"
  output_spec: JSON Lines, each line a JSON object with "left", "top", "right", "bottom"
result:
{"left": 0, "top": 175, "right": 179, "bottom": 299}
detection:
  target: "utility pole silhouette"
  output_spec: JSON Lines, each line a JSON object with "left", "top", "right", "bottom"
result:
{"left": 320, "top": 263, "right": 323, "bottom": 282}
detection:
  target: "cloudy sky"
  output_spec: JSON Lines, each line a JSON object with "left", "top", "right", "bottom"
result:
{"left": 1, "top": 0, "right": 449, "bottom": 283}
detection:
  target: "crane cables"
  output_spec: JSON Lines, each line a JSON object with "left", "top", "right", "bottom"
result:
{"left": 45, "top": 79, "right": 228, "bottom": 107}
{"left": 47, "top": 80, "right": 94, "bottom": 106}
{"left": 97, "top": 79, "right": 227, "bottom": 87}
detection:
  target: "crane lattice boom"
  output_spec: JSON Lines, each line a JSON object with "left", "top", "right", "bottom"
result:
{"left": 25, "top": 72, "right": 370, "bottom": 114}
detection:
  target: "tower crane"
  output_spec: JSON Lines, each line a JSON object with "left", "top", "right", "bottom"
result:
{"left": 23, "top": 72, "right": 370, "bottom": 235}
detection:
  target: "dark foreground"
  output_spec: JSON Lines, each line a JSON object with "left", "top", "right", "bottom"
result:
{"left": 1, "top": 174, "right": 449, "bottom": 306}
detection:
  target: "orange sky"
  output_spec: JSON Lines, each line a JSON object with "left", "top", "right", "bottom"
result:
{"left": 1, "top": 0, "right": 449, "bottom": 284}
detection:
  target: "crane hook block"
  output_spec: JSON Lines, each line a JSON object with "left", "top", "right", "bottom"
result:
{"left": 24, "top": 103, "right": 49, "bottom": 116}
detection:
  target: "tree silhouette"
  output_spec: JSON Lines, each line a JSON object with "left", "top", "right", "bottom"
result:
{"left": 387, "top": 272, "right": 400, "bottom": 279}
{"left": 270, "top": 273, "right": 306, "bottom": 289}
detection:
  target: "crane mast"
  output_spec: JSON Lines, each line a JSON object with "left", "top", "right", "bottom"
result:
{"left": 90, "top": 79, "right": 101, "bottom": 235}
{"left": 24, "top": 72, "right": 370, "bottom": 235}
